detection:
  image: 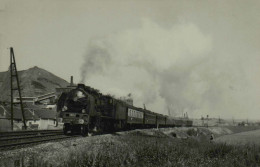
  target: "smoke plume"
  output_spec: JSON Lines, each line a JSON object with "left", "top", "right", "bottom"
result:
{"left": 80, "top": 19, "right": 260, "bottom": 119}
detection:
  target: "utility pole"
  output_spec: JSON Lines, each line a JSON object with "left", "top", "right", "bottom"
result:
{"left": 207, "top": 115, "right": 209, "bottom": 127}
{"left": 167, "top": 107, "right": 171, "bottom": 116}
{"left": 10, "top": 47, "right": 27, "bottom": 130}
{"left": 10, "top": 49, "right": 13, "bottom": 130}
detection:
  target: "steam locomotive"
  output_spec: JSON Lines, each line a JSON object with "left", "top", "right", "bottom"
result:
{"left": 57, "top": 84, "right": 192, "bottom": 136}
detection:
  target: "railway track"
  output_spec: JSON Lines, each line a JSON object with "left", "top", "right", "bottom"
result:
{"left": 0, "top": 126, "right": 218, "bottom": 151}
{"left": 0, "top": 130, "right": 79, "bottom": 151}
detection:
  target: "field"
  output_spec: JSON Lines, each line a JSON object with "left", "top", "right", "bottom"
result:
{"left": 1, "top": 127, "right": 260, "bottom": 167}
{"left": 216, "top": 129, "right": 260, "bottom": 145}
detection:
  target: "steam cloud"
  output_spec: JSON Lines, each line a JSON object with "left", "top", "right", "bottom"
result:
{"left": 80, "top": 19, "right": 260, "bottom": 119}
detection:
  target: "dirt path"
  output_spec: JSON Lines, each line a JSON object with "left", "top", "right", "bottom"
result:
{"left": 215, "top": 129, "right": 260, "bottom": 145}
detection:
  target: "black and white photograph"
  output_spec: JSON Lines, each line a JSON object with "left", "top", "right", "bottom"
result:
{"left": 0, "top": 0, "right": 260, "bottom": 166}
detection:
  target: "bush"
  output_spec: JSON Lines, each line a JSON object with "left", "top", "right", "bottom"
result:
{"left": 186, "top": 128, "right": 198, "bottom": 136}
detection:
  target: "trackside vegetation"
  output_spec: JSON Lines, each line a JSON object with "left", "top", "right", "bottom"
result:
{"left": 8, "top": 130, "right": 260, "bottom": 167}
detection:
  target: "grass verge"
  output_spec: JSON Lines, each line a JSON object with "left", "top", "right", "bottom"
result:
{"left": 12, "top": 130, "right": 260, "bottom": 167}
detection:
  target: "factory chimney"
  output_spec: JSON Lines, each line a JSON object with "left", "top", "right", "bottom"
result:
{"left": 143, "top": 104, "right": 146, "bottom": 110}
{"left": 70, "top": 76, "right": 73, "bottom": 86}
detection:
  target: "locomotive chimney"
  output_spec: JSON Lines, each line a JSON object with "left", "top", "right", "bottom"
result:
{"left": 70, "top": 76, "right": 73, "bottom": 86}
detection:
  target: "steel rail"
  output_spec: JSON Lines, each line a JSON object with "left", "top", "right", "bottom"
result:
{"left": 0, "top": 130, "right": 62, "bottom": 137}
{"left": 0, "top": 132, "right": 63, "bottom": 141}
{"left": 0, "top": 135, "right": 78, "bottom": 150}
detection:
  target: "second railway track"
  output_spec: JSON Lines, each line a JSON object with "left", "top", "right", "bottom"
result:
{"left": 0, "top": 130, "right": 79, "bottom": 151}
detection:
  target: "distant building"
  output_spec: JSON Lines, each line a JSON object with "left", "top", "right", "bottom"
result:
{"left": 0, "top": 80, "right": 3, "bottom": 88}
{"left": 13, "top": 92, "right": 56, "bottom": 105}
{"left": 238, "top": 121, "right": 248, "bottom": 126}
{"left": 13, "top": 97, "right": 36, "bottom": 104}
{"left": 0, "top": 104, "right": 57, "bottom": 131}
{"left": 0, "top": 105, "right": 11, "bottom": 131}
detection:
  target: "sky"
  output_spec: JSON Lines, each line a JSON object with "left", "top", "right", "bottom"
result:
{"left": 0, "top": 0, "right": 260, "bottom": 119}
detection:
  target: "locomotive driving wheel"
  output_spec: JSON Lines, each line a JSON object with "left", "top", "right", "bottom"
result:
{"left": 63, "top": 123, "right": 70, "bottom": 135}
{"left": 81, "top": 125, "right": 89, "bottom": 137}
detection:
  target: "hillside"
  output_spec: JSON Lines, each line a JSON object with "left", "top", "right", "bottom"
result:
{"left": 0, "top": 66, "right": 69, "bottom": 102}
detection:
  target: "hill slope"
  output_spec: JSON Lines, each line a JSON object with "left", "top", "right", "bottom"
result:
{"left": 0, "top": 66, "right": 69, "bottom": 102}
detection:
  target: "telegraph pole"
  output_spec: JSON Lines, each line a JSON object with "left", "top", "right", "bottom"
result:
{"left": 207, "top": 115, "right": 209, "bottom": 127}
{"left": 10, "top": 49, "right": 13, "bottom": 130}
{"left": 10, "top": 47, "right": 27, "bottom": 130}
